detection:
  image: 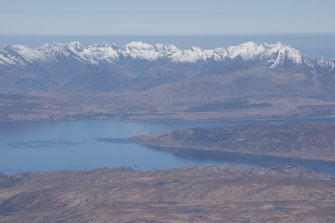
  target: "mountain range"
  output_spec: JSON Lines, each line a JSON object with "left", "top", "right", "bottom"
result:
{"left": 1, "top": 41, "right": 334, "bottom": 93}
{"left": 1, "top": 41, "right": 335, "bottom": 121}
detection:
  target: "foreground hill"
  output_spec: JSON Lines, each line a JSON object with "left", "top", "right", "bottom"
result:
{"left": 0, "top": 167, "right": 334, "bottom": 223}
{"left": 134, "top": 122, "right": 335, "bottom": 161}
{"left": 1, "top": 41, "right": 335, "bottom": 121}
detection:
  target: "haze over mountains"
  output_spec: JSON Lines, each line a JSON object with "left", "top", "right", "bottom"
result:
{"left": 1, "top": 41, "right": 335, "bottom": 93}
{"left": 1, "top": 41, "right": 335, "bottom": 121}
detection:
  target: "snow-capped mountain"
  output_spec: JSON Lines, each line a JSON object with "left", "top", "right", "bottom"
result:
{"left": 0, "top": 41, "right": 334, "bottom": 93}
{"left": 1, "top": 41, "right": 333, "bottom": 69}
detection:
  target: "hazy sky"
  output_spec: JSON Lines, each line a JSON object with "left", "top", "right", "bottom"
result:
{"left": 1, "top": 0, "right": 334, "bottom": 35}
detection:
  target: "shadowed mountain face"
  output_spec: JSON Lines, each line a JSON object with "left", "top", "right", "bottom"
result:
{"left": 1, "top": 41, "right": 335, "bottom": 121}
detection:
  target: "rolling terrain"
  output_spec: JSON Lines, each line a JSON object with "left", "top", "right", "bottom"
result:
{"left": 1, "top": 41, "right": 335, "bottom": 122}
{"left": 0, "top": 167, "right": 334, "bottom": 223}
{"left": 1, "top": 41, "right": 335, "bottom": 223}
{"left": 134, "top": 121, "right": 335, "bottom": 161}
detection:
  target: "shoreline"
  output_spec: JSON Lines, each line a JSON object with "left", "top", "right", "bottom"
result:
{"left": 135, "top": 141, "right": 335, "bottom": 163}
{"left": 2, "top": 112, "right": 335, "bottom": 124}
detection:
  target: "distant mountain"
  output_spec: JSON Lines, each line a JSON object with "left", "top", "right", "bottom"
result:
{"left": 1, "top": 41, "right": 335, "bottom": 122}
{"left": 0, "top": 41, "right": 334, "bottom": 93}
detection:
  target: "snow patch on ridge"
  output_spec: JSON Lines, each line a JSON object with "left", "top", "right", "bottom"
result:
{"left": 227, "top": 41, "right": 266, "bottom": 60}
{"left": 0, "top": 41, "right": 332, "bottom": 71}
{"left": 266, "top": 42, "right": 302, "bottom": 68}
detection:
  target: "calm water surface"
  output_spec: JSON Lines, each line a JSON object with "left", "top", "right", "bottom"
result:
{"left": 0, "top": 119, "right": 335, "bottom": 176}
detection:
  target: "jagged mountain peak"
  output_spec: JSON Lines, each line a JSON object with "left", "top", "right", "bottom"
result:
{"left": 125, "top": 41, "right": 154, "bottom": 50}
{"left": 0, "top": 41, "right": 333, "bottom": 71}
{"left": 265, "top": 42, "right": 303, "bottom": 67}
{"left": 227, "top": 41, "right": 266, "bottom": 60}
{"left": 66, "top": 41, "right": 84, "bottom": 52}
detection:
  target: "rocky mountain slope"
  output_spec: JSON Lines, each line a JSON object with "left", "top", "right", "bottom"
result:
{"left": 1, "top": 41, "right": 335, "bottom": 121}
{"left": 0, "top": 41, "right": 334, "bottom": 93}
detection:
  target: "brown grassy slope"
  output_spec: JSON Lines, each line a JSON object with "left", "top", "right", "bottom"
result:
{"left": 0, "top": 167, "right": 334, "bottom": 223}
{"left": 134, "top": 122, "right": 335, "bottom": 161}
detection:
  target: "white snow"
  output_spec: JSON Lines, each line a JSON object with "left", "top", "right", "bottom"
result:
{"left": 212, "top": 48, "right": 228, "bottom": 61}
{"left": 0, "top": 41, "right": 332, "bottom": 71}
{"left": 170, "top": 46, "right": 206, "bottom": 63}
{"left": 82, "top": 44, "right": 119, "bottom": 63}
{"left": 123, "top": 41, "right": 161, "bottom": 60}
{"left": 265, "top": 42, "right": 302, "bottom": 68}
{"left": 37, "top": 43, "right": 69, "bottom": 62}
{"left": 0, "top": 53, "right": 16, "bottom": 65}
{"left": 227, "top": 41, "right": 266, "bottom": 60}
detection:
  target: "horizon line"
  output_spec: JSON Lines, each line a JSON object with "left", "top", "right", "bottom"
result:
{"left": 2, "top": 32, "right": 335, "bottom": 37}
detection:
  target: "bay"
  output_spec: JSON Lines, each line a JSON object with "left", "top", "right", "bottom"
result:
{"left": 0, "top": 118, "right": 335, "bottom": 177}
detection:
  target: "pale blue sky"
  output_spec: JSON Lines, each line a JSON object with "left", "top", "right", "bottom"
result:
{"left": 1, "top": 0, "right": 334, "bottom": 35}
